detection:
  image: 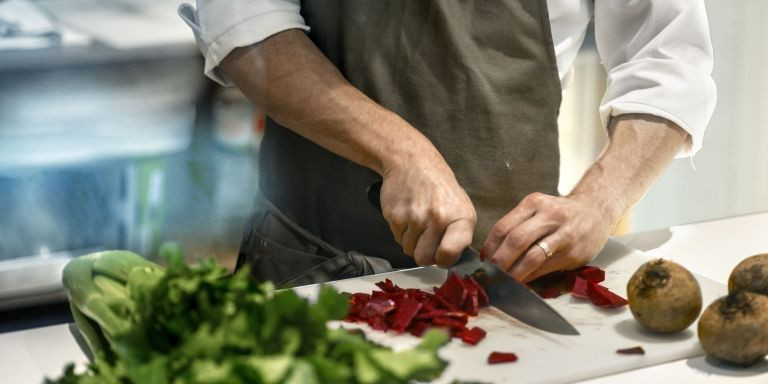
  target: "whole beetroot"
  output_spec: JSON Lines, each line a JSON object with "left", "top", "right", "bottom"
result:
{"left": 728, "top": 254, "right": 768, "bottom": 296}
{"left": 698, "top": 290, "right": 768, "bottom": 366}
{"left": 627, "top": 259, "right": 702, "bottom": 333}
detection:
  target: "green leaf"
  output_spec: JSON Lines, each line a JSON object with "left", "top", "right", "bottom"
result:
{"left": 282, "top": 360, "right": 319, "bottom": 384}
{"left": 239, "top": 355, "right": 293, "bottom": 384}
{"left": 354, "top": 351, "right": 384, "bottom": 384}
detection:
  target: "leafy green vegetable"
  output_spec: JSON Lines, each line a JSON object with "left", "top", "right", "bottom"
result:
{"left": 48, "top": 247, "right": 448, "bottom": 383}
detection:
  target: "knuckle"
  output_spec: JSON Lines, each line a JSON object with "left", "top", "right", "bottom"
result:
{"left": 490, "top": 222, "right": 509, "bottom": 239}
{"left": 426, "top": 206, "right": 448, "bottom": 225}
{"left": 504, "top": 231, "right": 526, "bottom": 250}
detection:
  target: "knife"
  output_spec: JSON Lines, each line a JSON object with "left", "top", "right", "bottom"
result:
{"left": 366, "top": 180, "right": 579, "bottom": 335}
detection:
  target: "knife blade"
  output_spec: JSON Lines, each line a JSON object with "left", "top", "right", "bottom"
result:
{"left": 366, "top": 180, "right": 579, "bottom": 335}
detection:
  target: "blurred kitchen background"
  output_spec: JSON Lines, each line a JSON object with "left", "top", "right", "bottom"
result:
{"left": 0, "top": 0, "right": 766, "bottom": 316}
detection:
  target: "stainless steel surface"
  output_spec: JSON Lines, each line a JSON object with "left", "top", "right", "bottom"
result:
{"left": 450, "top": 247, "right": 580, "bottom": 335}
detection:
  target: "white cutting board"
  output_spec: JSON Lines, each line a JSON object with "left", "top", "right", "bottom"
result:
{"left": 295, "top": 239, "right": 727, "bottom": 384}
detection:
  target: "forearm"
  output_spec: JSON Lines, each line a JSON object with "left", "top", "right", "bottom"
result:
{"left": 219, "top": 29, "right": 442, "bottom": 176}
{"left": 569, "top": 114, "right": 690, "bottom": 228}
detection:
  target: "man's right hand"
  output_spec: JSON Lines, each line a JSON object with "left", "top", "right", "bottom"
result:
{"left": 379, "top": 150, "right": 477, "bottom": 268}
{"left": 221, "top": 29, "right": 475, "bottom": 268}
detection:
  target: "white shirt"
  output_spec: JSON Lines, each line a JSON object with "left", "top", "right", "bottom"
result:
{"left": 179, "top": 0, "right": 716, "bottom": 157}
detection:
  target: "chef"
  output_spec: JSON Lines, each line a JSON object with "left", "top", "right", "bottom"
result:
{"left": 179, "top": 0, "right": 716, "bottom": 287}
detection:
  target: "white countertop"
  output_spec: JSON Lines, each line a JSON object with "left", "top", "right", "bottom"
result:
{"left": 2, "top": 211, "right": 768, "bottom": 383}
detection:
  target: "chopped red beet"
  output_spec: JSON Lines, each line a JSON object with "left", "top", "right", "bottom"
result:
{"left": 415, "top": 309, "right": 447, "bottom": 319}
{"left": 460, "top": 326, "right": 487, "bottom": 345}
{"left": 344, "top": 275, "right": 490, "bottom": 342}
{"left": 463, "top": 284, "right": 480, "bottom": 316}
{"left": 587, "top": 281, "right": 628, "bottom": 308}
{"left": 577, "top": 266, "right": 606, "bottom": 283}
{"left": 436, "top": 272, "right": 469, "bottom": 308}
{"left": 375, "top": 278, "right": 401, "bottom": 292}
{"left": 391, "top": 297, "right": 422, "bottom": 332}
{"left": 571, "top": 276, "right": 589, "bottom": 299}
{"left": 467, "top": 276, "right": 490, "bottom": 307}
{"left": 360, "top": 297, "right": 396, "bottom": 319}
{"left": 488, "top": 351, "right": 518, "bottom": 364}
{"left": 432, "top": 316, "right": 468, "bottom": 330}
{"left": 616, "top": 346, "right": 645, "bottom": 355}
{"left": 536, "top": 286, "right": 562, "bottom": 299}
{"left": 409, "top": 320, "right": 431, "bottom": 337}
{"left": 368, "top": 315, "right": 389, "bottom": 331}
{"left": 433, "top": 292, "right": 462, "bottom": 312}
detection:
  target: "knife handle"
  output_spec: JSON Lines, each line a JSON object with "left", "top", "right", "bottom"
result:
{"left": 367, "top": 180, "right": 383, "bottom": 211}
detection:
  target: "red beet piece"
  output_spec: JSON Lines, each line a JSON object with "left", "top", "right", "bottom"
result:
{"left": 360, "top": 297, "right": 396, "bottom": 319}
{"left": 587, "top": 281, "right": 628, "bottom": 308}
{"left": 488, "top": 351, "right": 518, "bottom": 364}
{"left": 466, "top": 276, "right": 490, "bottom": 307}
{"left": 577, "top": 266, "right": 606, "bottom": 284}
{"left": 368, "top": 315, "right": 389, "bottom": 331}
{"left": 563, "top": 269, "right": 578, "bottom": 291}
{"left": 415, "top": 309, "right": 447, "bottom": 320}
{"left": 616, "top": 346, "right": 645, "bottom": 355}
{"left": 436, "top": 272, "right": 469, "bottom": 308}
{"left": 537, "top": 286, "right": 562, "bottom": 299}
{"left": 442, "top": 311, "right": 469, "bottom": 321}
{"left": 409, "top": 320, "right": 432, "bottom": 337}
{"left": 434, "top": 291, "right": 462, "bottom": 312}
{"left": 462, "top": 283, "right": 480, "bottom": 316}
{"left": 432, "top": 316, "right": 468, "bottom": 330}
{"left": 391, "top": 297, "right": 423, "bottom": 332}
{"left": 375, "top": 278, "right": 401, "bottom": 292}
{"left": 571, "top": 276, "right": 589, "bottom": 299}
{"left": 460, "top": 326, "right": 487, "bottom": 345}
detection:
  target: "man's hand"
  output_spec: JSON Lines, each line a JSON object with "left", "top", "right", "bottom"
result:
{"left": 482, "top": 114, "right": 690, "bottom": 282}
{"left": 481, "top": 192, "right": 614, "bottom": 282}
{"left": 380, "top": 150, "right": 476, "bottom": 268}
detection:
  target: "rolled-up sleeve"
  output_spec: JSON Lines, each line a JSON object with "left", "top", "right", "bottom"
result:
{"left": 595, "top": 0, "right": 717, "bottom": 157}
{"left": 179, "top": 0, "right": 308, "bottom": 85}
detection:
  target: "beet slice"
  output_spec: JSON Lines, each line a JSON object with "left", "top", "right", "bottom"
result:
{"left": 415, "top": 309, "right": 447, "bottom": 320}
{"left": 577, "top": 266, "right": 606, "bottom": 283}
{"left": 436, "top": 272, "right": 469, "bottom": 308}
{"left": 536, "top": 286, "right": 562, "bottom": 299}
{"left": 571, "top": 276, "right": 589, "bottom": 299}
{"left": 616, "top": 346, "right": 645, "bottom": 355}
{"left": 390, "top": 297, "right": 423, "bottom": 332}
{"left": 460, "top": 326, "right": 487, "bottom": 345}
{"left": 462, "top": 283, "right": 480, "bottom": 316}
{"left": 466, "top": 276, "right": 490, "bottom": 307}
{"left": 409, "top": 320, "right": 432, "bottom": 337}
{"left": 433, "top": 315, "right": 468, "bottom": 328}
{"left": 587, "top": 281, "right": 628, "bottom": 308}
{"left": 360, "top": 297, "right": 396, "bottom": 319}
{"left": 434, "top": 292, "right": 462, "bottom": 312}
{"left": 488, "top": 351, "right": 518, "bottom": 364}
{"left": 368, "top": 315, "right": 389, "bottom": 331}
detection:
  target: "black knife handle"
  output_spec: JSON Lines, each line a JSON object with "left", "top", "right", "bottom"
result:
{"left": 367, "top": 180, "right": 383, "bottom": 211}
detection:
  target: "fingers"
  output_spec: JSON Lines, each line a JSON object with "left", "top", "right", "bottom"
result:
{"left": 481, "top": 193, "right": 541, "bottom": 262}
{"left": 401, "top": 223, "right": 426, "bottom": 257}
{"left": 412, "top": 225, "right": 443, "bottom": 266}
{"left": 486, "top": 214, "right": 557, "bottom": 272}
{"left": 434, "top": 219, "right": 474, "bottom": 268}
{"left": 506, "top": 235, "right": 566, "bottom": 281}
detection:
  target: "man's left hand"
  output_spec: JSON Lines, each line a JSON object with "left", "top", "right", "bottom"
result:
{"left": 480, "top": 192, "right": 615, "bottom": 282}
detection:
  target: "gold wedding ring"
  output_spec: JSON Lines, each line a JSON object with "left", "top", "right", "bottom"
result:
{"left": 536, "top": 241, "right": 554, "bottom": 259}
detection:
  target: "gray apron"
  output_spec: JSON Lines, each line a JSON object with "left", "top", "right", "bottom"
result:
{"left": 237, "top": 0, "right": 562, "bottom": 288}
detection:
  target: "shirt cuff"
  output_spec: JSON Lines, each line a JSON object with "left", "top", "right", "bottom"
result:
{"left": 598, "top": 58, "right": 717, "bottom": 158}
{"left": 203, "top": 11, "right": 309, "bottom": 86}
